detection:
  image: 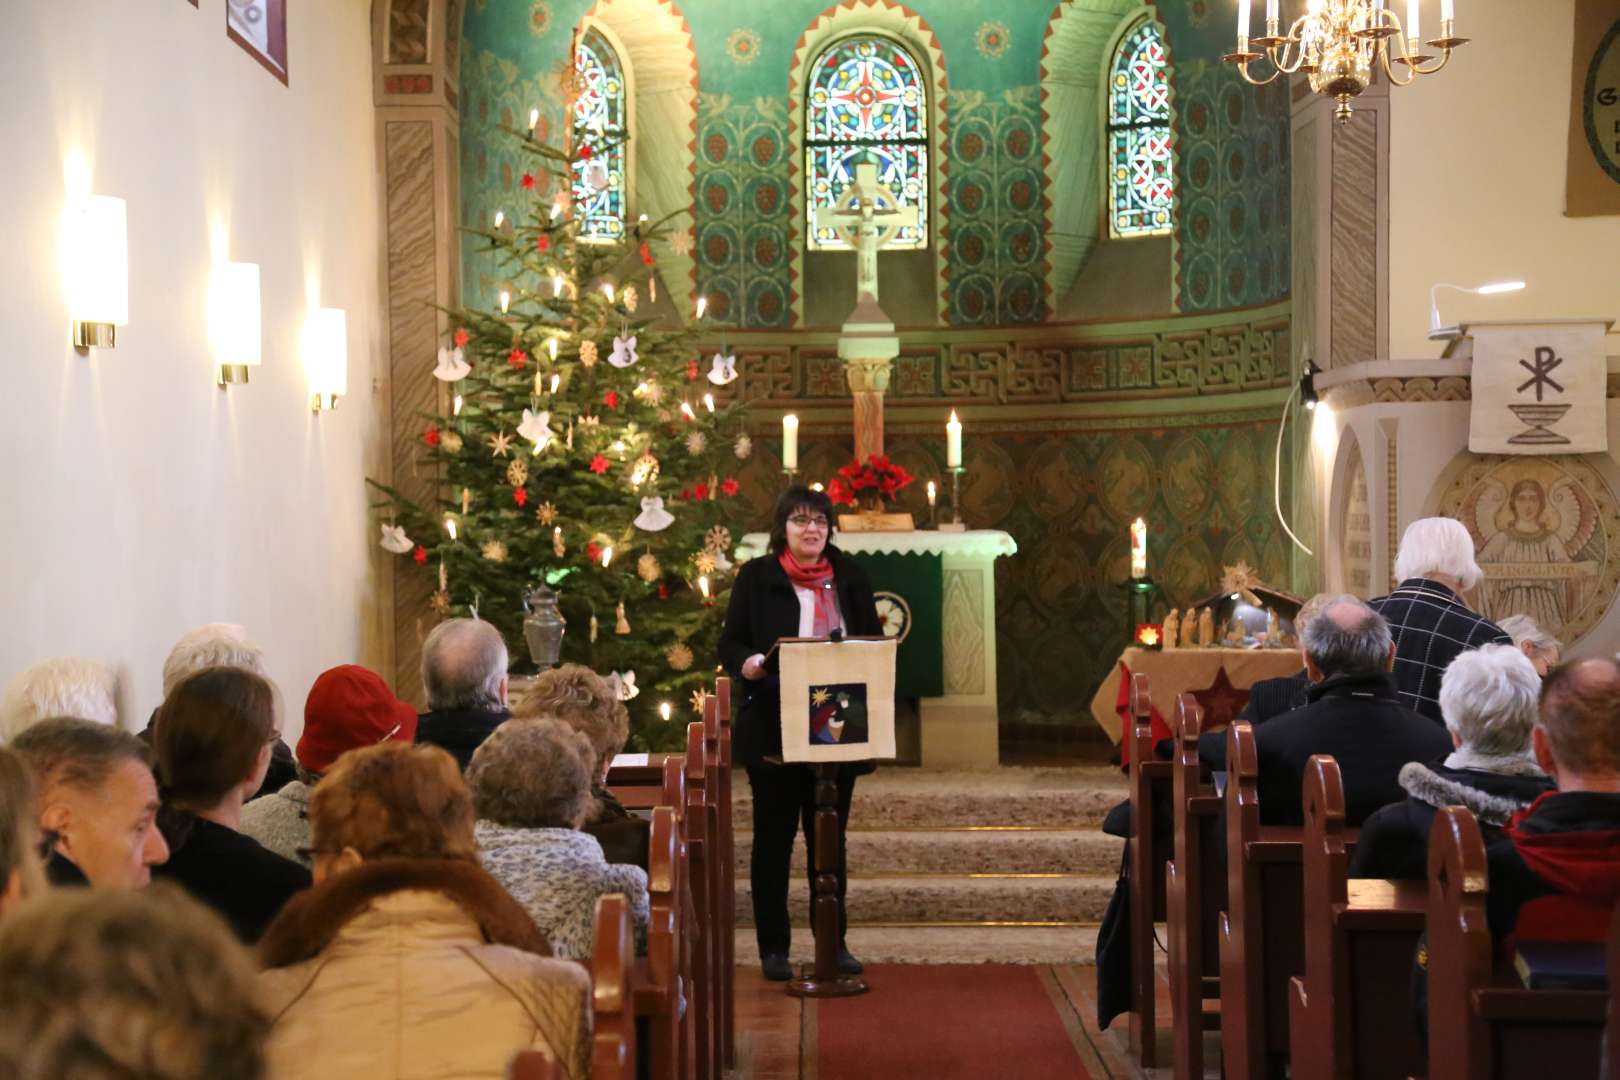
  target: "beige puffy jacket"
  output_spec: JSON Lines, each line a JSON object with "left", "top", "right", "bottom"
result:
{"left": 257, "top": 858, "right": 590, "bottom": 1080}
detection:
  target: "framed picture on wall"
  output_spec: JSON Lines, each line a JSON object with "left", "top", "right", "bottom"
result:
{"left": 227, "top": 0, "right": 288, "bottom": 85}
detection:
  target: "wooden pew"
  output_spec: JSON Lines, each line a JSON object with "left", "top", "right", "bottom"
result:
{"left": 699, "top": 692, "right": 728, "bottom": 1076}
{"left": 714, "top": 677, "right": 736, "bottom": 1071}
{"left": 1127, "top": 672, "right": 1172, "bottom": 1068}
{"left": 1424, "top": 807, "right": 1607, "bottom": 1080}
{"left": 662, "top": 754, "right": 696, "bottom": 1080}
{"left": 1219, "top": 720, "right": 1315, "bottom": 1080}
{"left": 1164, "top": 692, "right": 1222, "bottom": 1080}
{"left": 1610, "top": 903, "right": 1620, "bottom": 1079}
{"left": 1286, "top": 755, "right": 1426, "bottom": 1080}
{"left": 592, "top": 893, "right": 636, "bottom": 1080}
{"left": 505, "top": 1050, "right": 561, "bottom": 1080}
{"left": 635, "top": 806, "right": 682, "bottom": 1080}
{"left": 684, "top": 719, "right": 717, "bottom": 1080}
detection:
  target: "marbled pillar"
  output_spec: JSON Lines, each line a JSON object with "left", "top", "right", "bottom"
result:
{"left": 373, "top": 0, "right": 462, "bottom": 703}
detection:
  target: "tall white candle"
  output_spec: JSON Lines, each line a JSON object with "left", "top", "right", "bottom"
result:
{"left": 1130, "top": 517, "right": 1148, "bottom": 579}
{"left": 1266, "top": 0, "right": 1279, "bottom": 21}
{"left": 1407, "top": 0, "right": 1421, "bottom": 44}
{"left": 1237, "top": 0, "right": 1251, "bottom": 37}
{"left": 782, "top": 414, "right": 799, "bottom": 470}
{"left": 946, "top": 410, "right": 963, "bottom": 469}
{"left": 1440, "top": 0, "right": 1453, "bottom": 21}
{"left": 926, "top": 480, "right": 937, "bottom": 507}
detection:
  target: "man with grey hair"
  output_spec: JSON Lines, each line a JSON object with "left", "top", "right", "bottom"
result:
{"left": 1349, "top": 644, "right": 1553, "bottom": 880}
{"left": 414, "top": 618, "right": 511, "bottom": 770}
{"left": 1235, "top": 592, "right": 1335, "bottom": 725}
{"left": 1206, "top": 595, "right": 1452, "bottom": 826}
{"left": 1369, "top": 516, "right": 1511, "bottom": 722}
{"left": 0, "top": 658, "right": 119, "bottom": 742}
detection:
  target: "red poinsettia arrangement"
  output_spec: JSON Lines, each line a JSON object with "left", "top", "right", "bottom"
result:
{"left": 826, "top": 454, "right": 914, "bottom": 509}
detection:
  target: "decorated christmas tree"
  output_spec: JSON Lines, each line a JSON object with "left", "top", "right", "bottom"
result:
{"left": 369, "top": 126, "right": 751, "bottom": 751}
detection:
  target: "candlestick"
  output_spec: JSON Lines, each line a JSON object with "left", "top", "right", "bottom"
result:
{"left": 945, "top": 467, "right": 966, "bottom": 529}
{"left": 1130, "top": 517, "right": 1148, "bottom": 579}
{"left": 782, "top": 413, "right": 799, "bottom": 470}
{"left": 946, "top": 410, "right": 962, "bottom": 469}
{"left": 926, "top": 479, "right": 938, "bottom": 529}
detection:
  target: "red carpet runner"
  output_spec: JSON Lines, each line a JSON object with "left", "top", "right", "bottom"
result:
{"left": 814, "top": 964, "right": 1096, "bottom": 1079}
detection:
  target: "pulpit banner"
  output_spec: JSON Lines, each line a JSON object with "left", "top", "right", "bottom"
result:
{"left": 1468, "top": 322, "right": 1608, "bottom": 455}
{"left": 778, "top": 638, "right": 898, "bottom": 764}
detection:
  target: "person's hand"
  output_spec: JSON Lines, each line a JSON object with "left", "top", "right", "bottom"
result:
{"left": 741, "top": 653, "right": 767, "bottom": 680}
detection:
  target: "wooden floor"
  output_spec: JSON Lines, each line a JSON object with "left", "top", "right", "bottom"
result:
{"left": 732, "top": 961, "right": 1186, "bottom": 1079}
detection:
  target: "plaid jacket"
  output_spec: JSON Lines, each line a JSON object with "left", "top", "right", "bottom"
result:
{"left": 1368, "top": 578, "right": 1511, "bottom": 722}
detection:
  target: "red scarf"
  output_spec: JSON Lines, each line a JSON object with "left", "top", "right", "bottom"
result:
{"left": 778, "top": 549, "right": 839, "bottom": 637}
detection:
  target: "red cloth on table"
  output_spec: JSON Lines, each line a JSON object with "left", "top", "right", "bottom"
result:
{"left": 1114, "top": 661, "right": 1171, "bottom": 769}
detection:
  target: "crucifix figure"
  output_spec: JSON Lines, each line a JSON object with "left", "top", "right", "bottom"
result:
{"left": 810, "top": 161, "right": 919, "bottom": 461}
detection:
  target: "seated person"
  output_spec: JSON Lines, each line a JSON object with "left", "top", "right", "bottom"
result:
{"left": 1202, "top": 595, "right": 1453, "bottom": 826}
{"left": 153, "top": 623, "right": 297, "bottom": 799}
{"left": 257, "top": 742, "right": 589, "bottom": 1080}
{"left": 10, "top": 717, "right": 169, "bottom": 888}
{"left": 1498, "top": 613, "right": 1562, "bottom": 677}
{"left": 241, "top": 664, "right": 417, "bottom": 866}
{"left": 0, "top": 886, "right": 270, "bottom": 1078}
{"left": 151, "top": 668, "right": 311, "bottom": 942}
{"left": 1483, "top": 656, "right": 1620, "bottom": 940}
{"left": 0, "top": 749, "right": 43, "bottom": 916}
{"left": 470, "top": 718, "right": 650, "bottom": 961}
{"left": 1350, "top": 644, "right": 1553, "bottom": 880}
{"left": 415, "top": 618, "right": 511, "bottom": 770}
{"left": 0, "top": 656, "right": 118, "bottom": 741}
{"left": 1235, "top": 592, "right": 1333, "bottom": 726}
{"left": 514, "top": 664, "right": 650, "bottom": 868}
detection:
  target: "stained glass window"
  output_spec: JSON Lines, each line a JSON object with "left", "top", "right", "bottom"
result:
{"left": 572, "top": 27, "right": 627, "bottom": 244}
{"left": 805, "top": 36, "right": 928, "bottom": 251}
{"left": 1107, "top": 20, "right": 1174, "bottom": 239}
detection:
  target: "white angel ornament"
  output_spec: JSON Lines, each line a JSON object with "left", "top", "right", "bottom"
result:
{"left": 609, "top": 670, "right": 639, "bottom": 701}
{"left": 517, "top": 408, "right": 553, "bottom": 447}
{"left": 433, "top": 346, "right": 470, "bottom": 382}
{"left": 608, "top": 334, "right": 639, "bottom": 368}
{"left": 379, "top": 523, "right": 414, "bottom": 554}
{"left": 707, "top": 352, "right": 738, "bottom": 385}
{"left": 633, "top": 495, "right": 675, "bottom": 532}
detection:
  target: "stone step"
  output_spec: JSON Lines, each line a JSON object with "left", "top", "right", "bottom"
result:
{"left": 734, "top": 925, "right": 1101, "bottom": 968}
{"left": 735, "top": 872, "right": 1117, "bottom": 926}
{"left": 730, "top": 766, "right": 1127, "bottom": 830}
{"left": 733, "top": 827, "right": 1124, "bottom": 876}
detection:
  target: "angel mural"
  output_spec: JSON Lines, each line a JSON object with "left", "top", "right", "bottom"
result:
{"left": 1457, "top": 469, "right": 1602, "bottom": 639}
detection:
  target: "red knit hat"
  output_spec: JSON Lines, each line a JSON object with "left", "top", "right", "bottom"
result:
{"left": 297, "top": 665, "right": 417, "bottom": 774}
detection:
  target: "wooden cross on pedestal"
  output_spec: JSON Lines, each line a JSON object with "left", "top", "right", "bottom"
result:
{"left": 810, "top": 162, "right": 918, "bottom": 460}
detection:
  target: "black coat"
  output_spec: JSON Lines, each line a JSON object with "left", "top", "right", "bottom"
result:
{"left": 152, "top": 812, "right": 311, "bottom": 943}
{"left": 716, "top": 545, "right": 882, "bottom": 768}
{"left": 1238, "top": 669, "right": 1311, "bottom": 724}
{"left": 1204, "top": 670, "right": 1453, "bottom": 827}
{"left": 1348, "top": 760, "right": 1552, "bottom": 880}
{"left": 414, "top": 706, "right": 511, "bottom": 771}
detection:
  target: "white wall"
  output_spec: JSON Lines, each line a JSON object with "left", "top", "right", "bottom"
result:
{"left": 1389, "top": 0, "right": 1620, "bottom": 359}
{"left": 0, "top": 0, "right": 388, "bottom": 742}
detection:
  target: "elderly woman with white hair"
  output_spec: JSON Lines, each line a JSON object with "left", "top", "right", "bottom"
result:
{"left": 1348, "top": 643, "right": 1554, "bottom": 880}
{"left": 1497, "top": 613, "right": 1563, "bottom": 677}
{"left": 1368, "top": 516, "right": 1512, "bottom": 722}
{"left": 0, "top": 658, "right": 118, "bottom": 743}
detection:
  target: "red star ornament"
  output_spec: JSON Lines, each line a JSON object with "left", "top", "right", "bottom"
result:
{"left": 536, "top": 234, "right": 550, "bottom": 252}
{"left": 413, "top": 546, "right": 428, "bottom": 565}
{"left": 423, "top": 424, "right": 440, "bottom": 447}
{"left": 586, "top": 541, "right": 602, "bottom": 562}
{"left": 453, "top": 328, "right": 470, "bottom": 348}
{"left": 1191, "top": 667, "right": 1251, "bottom": 733}
{"left": 507, "top": 347, "right": 528, "bottom": 369}
{"left": 512, "top": 487, "right": 528, "bottom": 507}
{"left": 686, "top": 359, "right": 700, "bottom": 381}
{"left": 603, "top": 389, "right": 620, "bottom": 410}
{"left": 589, "top": 453, "right": 611, "bottom": 474}
{"left": 639, "top": 242, "right": 653, "bottom": 266}
{"left": 693, "top": 481, "right": 710, "bottom": 500}
{"left": 520, "top": 173, "right": 536, "bottom": 189}
{"left": 721, "top": 477, "right": 739, "bottom": 497}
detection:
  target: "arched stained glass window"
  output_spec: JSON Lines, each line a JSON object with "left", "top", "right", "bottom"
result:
{"left": 572, "top": 27, "right": 627, "bottom": 244}
{"left": 805, "top": 36, "right": 928, "bottom": 251}
{"left": 1107, "top": 20, "right": 1174, "bottom": 239}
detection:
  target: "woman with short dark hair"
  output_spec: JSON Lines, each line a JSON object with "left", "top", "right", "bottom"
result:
{"left": 151, "top": 668, "right": 310, "bottom": 943}
{"left": 717, "top": 484, "right": 883, "bottom": 981}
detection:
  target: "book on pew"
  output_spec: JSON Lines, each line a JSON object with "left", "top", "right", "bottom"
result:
{"left": 1512, "top": 941, "right": 1608, "bottom": 990}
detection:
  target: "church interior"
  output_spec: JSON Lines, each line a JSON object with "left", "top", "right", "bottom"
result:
{"left": 4, "top": 0, "right": 1620, "bottom": 1077}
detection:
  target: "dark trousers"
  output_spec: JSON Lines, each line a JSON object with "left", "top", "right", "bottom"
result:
{"left": 745, "top": 764, "right": 856, "bottom": 956}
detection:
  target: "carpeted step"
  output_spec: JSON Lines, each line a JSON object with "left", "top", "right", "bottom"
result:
{"left": 733, "top": 827, "right": 1124, "bottom": 876}
{"left": 734, "top": 925, "right": 1101, "bottom": 967}
{"left": 730, "top": 765, "right": 1127, "bottom": 830}
{"left": 736, "top": 872, "right": 1117, "bottom": 926}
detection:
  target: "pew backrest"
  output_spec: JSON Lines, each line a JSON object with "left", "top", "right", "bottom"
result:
{"left": 592, "top": 894, "right": 635, "bottom": 1080}
{"left": 505, "top": 1050, "right": 561, "bottom": 1080}
{"left": 1127, "top": 672, "right": 1169, "bottom": 1068}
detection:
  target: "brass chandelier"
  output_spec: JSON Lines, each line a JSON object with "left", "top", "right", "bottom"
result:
{"left": 1224, "top": 0, "right": 1467, "bottom": 124}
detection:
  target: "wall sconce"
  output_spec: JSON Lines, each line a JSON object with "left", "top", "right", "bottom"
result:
{"left": 1428, "top": 279, "right": 1526, "bottom": 338}
{"left": 208, "top": 262, "right": 262, "bottom": 385}
{"left": 302, "top": 307, "right": 347, "bottom": 412}
{"left": 63, "top": 194, "right": 129, "bottom": 350}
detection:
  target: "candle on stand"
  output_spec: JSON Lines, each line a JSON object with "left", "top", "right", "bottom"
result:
{"left": 946, "top": 410, "right": 963, "bottom": 469}
{"left": 1129, "top": 517, "right": 1148, "bottom": 579}
{"left": 1266, "top": 0, "right": 1278, "bottom": 22}
{"left": 782, "top": 414, "right": 799, "bottom": 470}
{"left": 1440, "top": 0, "right": 1454, "bottom": 22}
{"left": 926, "top": 480, "right": 936, "bottom": 507}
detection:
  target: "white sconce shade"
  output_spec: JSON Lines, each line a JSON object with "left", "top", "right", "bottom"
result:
{"left": 303, "top": 307, "right": 348, "bottom": 412}
{"left": 209, "top": 261, "right": 262, "bottom": 385}
{"left": 63, "top": 194, "right": 129, "bottom": 349}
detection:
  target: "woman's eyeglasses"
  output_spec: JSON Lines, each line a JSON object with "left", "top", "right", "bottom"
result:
{"left": 788, "top": 515, "right": 829, "bottom": 529}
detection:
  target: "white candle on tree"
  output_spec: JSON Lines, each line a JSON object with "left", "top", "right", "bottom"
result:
{"left": 946, "top": 410, "right": 963, "bottom": 469}
{"left": 782, "top": 414, "right": 799, "bottom": 470}
{"left": 1130, "top": 517, "right": 1148, "bottom": 579}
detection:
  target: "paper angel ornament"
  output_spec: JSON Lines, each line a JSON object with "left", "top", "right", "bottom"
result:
{"left": 607, "top": 334, "right": 639, "bottom": 368}
{"left": 609, "top": 670, "right": 639, "bottom": 701}
{"left": 517, "top": 408, "right": 553, "bottom": 446}
{"left": 633, "top": 496, "right": 675, "bottom": 532}
{"left": 379, "top": 524, "right": 414, "bottom": 554}
{"left": 707, "top": 352, "right": 738, "bottom": 385}
{"left": 433, "top": 346, "right": 470, "bottom": 382}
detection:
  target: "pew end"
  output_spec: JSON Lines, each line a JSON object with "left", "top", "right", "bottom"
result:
{"left": 506, "top": 1050, "right": 562, "bottom": 1080}
{"left": 592, "top": 894, "right": 636, "bottom": 1080}
{"left": 1126, "top": 672, "right": 1170, "bottom": 1068}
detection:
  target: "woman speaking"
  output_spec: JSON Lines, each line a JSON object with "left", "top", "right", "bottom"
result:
{"left": 718, "top": 485, "right": 881, "bottom": 981}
